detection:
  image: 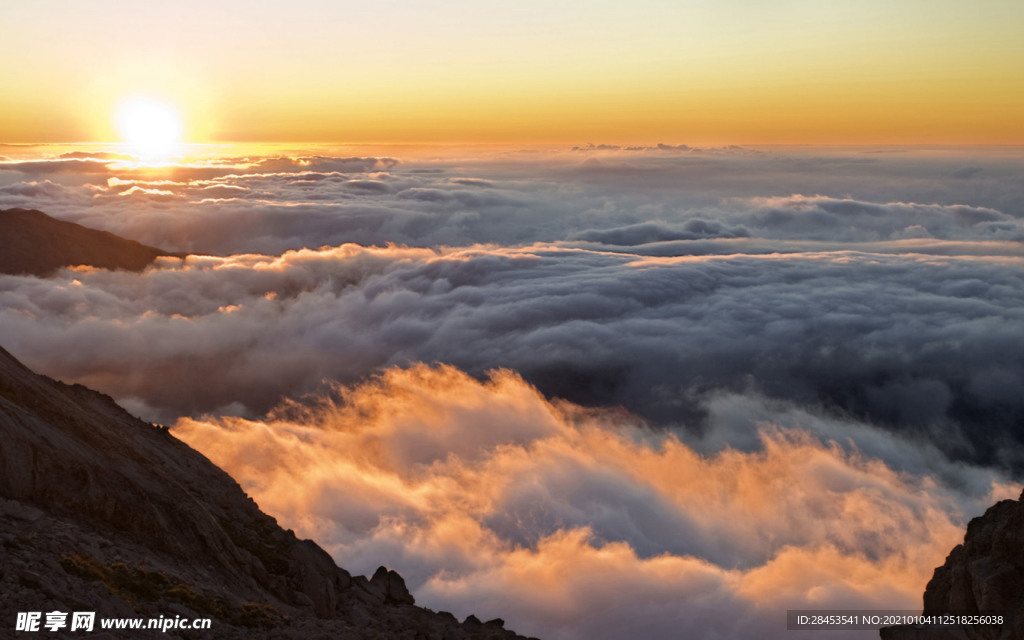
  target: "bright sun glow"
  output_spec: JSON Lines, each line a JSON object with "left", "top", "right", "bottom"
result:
{"left": 115, "top": 96, "right": 183, "bottom": 161}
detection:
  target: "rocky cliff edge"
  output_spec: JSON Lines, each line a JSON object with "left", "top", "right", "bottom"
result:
{"left": 0, "top": 345, "right": 532, "bottom": 639}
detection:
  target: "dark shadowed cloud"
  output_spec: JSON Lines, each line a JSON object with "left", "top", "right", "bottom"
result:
{"left": 1, "top": 243, "right": 1021, "bottom": 473}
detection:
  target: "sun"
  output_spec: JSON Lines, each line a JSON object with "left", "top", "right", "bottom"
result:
{"left": 115, "top": 96, "right": 183, "bottom": 161}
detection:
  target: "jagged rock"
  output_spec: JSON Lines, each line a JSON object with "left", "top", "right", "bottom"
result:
{"left": 0, "top": 344, "right": 532, "bottom": 639}
{"left": 370, "top": 566, "right": 416, "bottom": 605}
{"left": 880, "top": 491, "right": 1024, "bottom": 640}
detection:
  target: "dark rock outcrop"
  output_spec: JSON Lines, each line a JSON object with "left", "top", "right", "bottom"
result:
{"left": 880, "top": 491, "right": 1024, "bottom": 640}
{"left": 369, "top": 566, "right": 416, "bottom": 605}
{"left": 0, "top": 344, "right": 533, "bottom": 639}
{"left": 0, "top": 208, "right": 182, "bottom": 276}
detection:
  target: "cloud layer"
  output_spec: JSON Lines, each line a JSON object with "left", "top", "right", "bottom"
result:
{"left": 2, "top": 242, "right": 1020, "bottom": 472}
{"left": 2, "top": 146, "right": 1022, "bottom": 256}
{"left": 1, "top": 144, "right": 1022, "bottom": 639}
{"left": 175, "top": 365, "right": 1014, "bottom": 640}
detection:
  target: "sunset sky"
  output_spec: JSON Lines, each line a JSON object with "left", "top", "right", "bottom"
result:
{"left": 3, "top": 0, "right": 1023, "bottom": 144}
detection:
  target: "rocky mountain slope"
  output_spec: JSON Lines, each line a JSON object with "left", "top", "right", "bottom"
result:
{"left": 0, "top": 208, "right": 181, "bottom": 276}
{"left": 880, "top": 491, "right": 1024, "bottom": 640}
{"left": 0, "top": 344, "right": 531, "bottom": 639}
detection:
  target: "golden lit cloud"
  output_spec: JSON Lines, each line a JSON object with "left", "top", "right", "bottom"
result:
{"left": 174, "top": 364, "right": 1014, "bottom": 640}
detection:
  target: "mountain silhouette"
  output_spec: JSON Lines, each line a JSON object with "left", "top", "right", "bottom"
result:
{"left": 0, "top": 208, "right": 182, "bottom": 276}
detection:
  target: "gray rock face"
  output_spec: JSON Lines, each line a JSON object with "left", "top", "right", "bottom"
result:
{"left": 0, "top": 345, "right": 535, "bottom": 639}
{"left": 880, "top": 491, "right": 1024, "bottom": 640}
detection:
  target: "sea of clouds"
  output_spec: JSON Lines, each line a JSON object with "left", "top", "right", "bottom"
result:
{"left": 1, "top": 144, "right": 1022, "bottom": 638}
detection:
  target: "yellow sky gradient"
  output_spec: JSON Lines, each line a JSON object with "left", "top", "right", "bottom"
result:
{"left": 1, "top": 0, "right": 1021, "bottom": 145}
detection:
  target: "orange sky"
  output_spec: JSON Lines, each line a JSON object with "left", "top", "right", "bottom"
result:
{"left": 1, "top": 0, "right": 1022, "bottom": 145}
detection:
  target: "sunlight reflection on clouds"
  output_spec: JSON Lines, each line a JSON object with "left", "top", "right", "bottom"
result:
{"left": 175, "top": 365, "right": 1014, "bottom": 640}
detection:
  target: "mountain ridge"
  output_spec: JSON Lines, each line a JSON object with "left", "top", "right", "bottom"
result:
{"left": 0, "top": 207, "right": 182, "bottom": 276}
{"left": 0, "top": 343, "right": 532, "bottom": 639}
